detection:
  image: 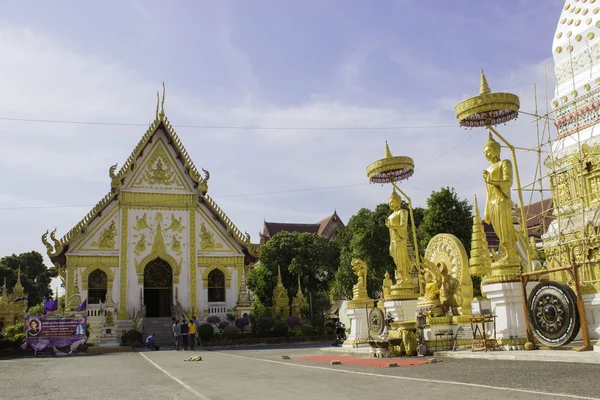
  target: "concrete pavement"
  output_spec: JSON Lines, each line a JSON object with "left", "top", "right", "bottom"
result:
{"left": 1, "top": 345, "right": 599, "bottom": 400}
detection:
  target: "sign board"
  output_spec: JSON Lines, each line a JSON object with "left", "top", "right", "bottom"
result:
{"left": 22, "top": 314, "right": 87, "bottom": 353}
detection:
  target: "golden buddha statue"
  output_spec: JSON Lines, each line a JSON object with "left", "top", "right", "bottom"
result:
{"left": 483, "top": 133, "right": 520, "bottom": 271}
{"left": 385, "top": 189, "right": 411, "bottom": 285}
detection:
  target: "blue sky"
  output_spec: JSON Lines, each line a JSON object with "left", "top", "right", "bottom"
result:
{"left": 0, "top": 0, "right": 564, "bottom": 280}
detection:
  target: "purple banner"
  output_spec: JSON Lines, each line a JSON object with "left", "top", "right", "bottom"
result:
{"left": 22, "top": 314, "right": 87, "bottom": 353}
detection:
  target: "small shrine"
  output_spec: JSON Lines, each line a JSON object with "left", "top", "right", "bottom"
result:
{"left": 0, "top": 269, "right": 28, "bottom": 330}
{"left": 272, "top": 265, "right": 290, "bottom": 318}
{"left": 291, "top": 276, "right": 308, "bottom": 318}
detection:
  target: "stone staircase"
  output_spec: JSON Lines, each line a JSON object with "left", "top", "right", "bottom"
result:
{"left": 143, "top": 317, "right": 173, "bottom": 347}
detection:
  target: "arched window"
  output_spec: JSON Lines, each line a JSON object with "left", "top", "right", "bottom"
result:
{"left": 88, "top": 269, "right": 107, "bottom": 304}
{"left": 207, "top": 269, "right": 225, "bottom": 302}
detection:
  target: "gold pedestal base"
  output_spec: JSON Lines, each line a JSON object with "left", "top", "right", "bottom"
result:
{"left": 482, "top": 260, "right": 521, "bottom": 284}
{"left": 387, "top": 283, "right": 418, "bottom": 301}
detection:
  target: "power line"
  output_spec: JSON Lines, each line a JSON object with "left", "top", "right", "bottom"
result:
{"left": 0, "top": 128, "right": 483, "bottom": 211}
{"left": 0, "top": 116, "right": 531, "bottom": 131}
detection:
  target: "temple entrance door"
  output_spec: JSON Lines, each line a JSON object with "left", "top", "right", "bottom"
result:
{"left": 143, "top": 258, "right": 173, "bottom": 318}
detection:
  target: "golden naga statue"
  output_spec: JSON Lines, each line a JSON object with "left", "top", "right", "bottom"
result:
{"left": 385, "top": 189, "right": 411, "bottom": 285}
{"left": 351, "top": 258, "right": 369, "bottom": 301}
{"left": 483, "top": 133, "right": 520, "bottom": 270}
{"left": 421, "top": 259, "right": 460, "bottom": 315}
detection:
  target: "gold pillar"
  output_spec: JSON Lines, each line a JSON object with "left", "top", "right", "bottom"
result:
{"left": 189, "top": 209, "right": 197, "bottom": 316}
{"left": 118, "top": 208, "right": 130, "bottom": 319}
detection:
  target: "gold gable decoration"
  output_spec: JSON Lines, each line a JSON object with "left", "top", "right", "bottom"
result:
{"left": 42, "top": 83, "right": 259, "bottom": 263}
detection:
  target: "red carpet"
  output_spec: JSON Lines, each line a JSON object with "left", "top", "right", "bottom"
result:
{"left": 297, "top": 355, "right": 430, "bottom": 368}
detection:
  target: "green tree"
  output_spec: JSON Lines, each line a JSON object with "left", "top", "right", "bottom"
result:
{"left": 418, "top": 187, "right": 473, "bottom": 254}
{"left": 0, "top": 251, "right": 58, "bottom": 306}
{"left": 247, "top": 231, "right": 340, "bottom": 308}
{"left": 331, "top": 203, "right": 424, "bottom": 300}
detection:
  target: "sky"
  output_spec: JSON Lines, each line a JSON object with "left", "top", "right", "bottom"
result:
{"left": 0, "top": 0, "right": 565, "bottom": 292}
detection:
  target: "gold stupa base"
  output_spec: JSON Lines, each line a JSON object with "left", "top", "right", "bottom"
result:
{"left": 346, "top": 298, "right": 375, "bottom": 309}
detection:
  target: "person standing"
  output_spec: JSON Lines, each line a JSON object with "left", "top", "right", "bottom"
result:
{"left": 188, "top": 318, "right": 196, "bottom": 351}
{"left": 181, "top": 318, "right": 189, "bottom": 350}
{"left": 193, "top": 316, "right": 202, "bottom": 347}
{"left": 173, "top": 319, "right": 182, "bottom": 351}
{"left": 170, "top": 317, "right": 176, "bottom": 349}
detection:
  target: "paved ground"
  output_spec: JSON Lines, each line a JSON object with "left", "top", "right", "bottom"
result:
{"left": 1, "top": 344, "right": 599, "bottom": 400}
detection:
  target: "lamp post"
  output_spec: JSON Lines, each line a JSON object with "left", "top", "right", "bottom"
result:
{"left": 454, "top": 71, "right": 535, "bottom": 347}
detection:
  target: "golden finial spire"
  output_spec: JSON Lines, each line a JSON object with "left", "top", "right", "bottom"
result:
{"left": 160, "top": 82, "right": 166, "bottom": 116}
{"left": 156, "top": 91, "right": 160, "bottom": 118}
{"left": 297, "top": 274, "right": 302, "bottom": 292}
{"left": 277, "top": 265, "right": 283, "bottom": 283}
{"left": 384, "top": 141, "right": 393, "bottom": 158}
{"left": 473, "top": 194, "right": 480, "bottom": 219}
{"left": 480, "top": 69, "right": 491, "bottom": 95}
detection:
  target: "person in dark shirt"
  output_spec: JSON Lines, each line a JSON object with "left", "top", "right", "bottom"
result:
{"left": 180, "top": 319, "right": 189, "bottom": 350}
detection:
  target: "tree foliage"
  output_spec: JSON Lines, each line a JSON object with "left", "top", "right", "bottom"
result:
{"left": 247, "top": 231, "right": 340, "bottom": 308}
{"left": 0, "top": 251, "right": 57, "bottom": 307}
{"left": 330, "top": 204, "right": 398, "bottom": 300}
{"left": 418, "top": 187, "right": 473, "bottom": 254}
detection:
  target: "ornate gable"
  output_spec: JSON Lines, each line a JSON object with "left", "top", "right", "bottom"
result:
{"left": 122, "top": 133, "right": 195, "bottom": 193}
{"left": 43, "top": 85, "right": 259, "bottom": 266}
{"left": 69, "top": 204, "right": 120, "bottom": 253}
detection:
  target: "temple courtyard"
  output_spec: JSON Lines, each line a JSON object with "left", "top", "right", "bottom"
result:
{"left": 1, "top": 345, "right": 599, "bottom": 400}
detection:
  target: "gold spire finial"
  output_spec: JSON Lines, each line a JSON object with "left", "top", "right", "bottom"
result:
{"left": 384, "top": 141, "right": 393, "bottom": 158}
{"left": 297, "top": 274, "right": 302, "bottom": 291}
{"left": 160, "top": 82, "right": 166, "bottom": 116}
{"left": 277, "top": 265, "right": 282, "bottom": 283}
{"left": 156, "top": 91, "right": 160, "bottom": 118}
{"left": 480, "top": 69, "right": 491, "bottom": 95}
{"left": 473, "top": 194, "right": 480, "bottom": 218}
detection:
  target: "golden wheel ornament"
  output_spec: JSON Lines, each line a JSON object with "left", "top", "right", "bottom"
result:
{"left": 424, "top": 234, "right": 473, "bottom": 311}
{"left": 424, "top": 234, "right": 469, "bottom": 282}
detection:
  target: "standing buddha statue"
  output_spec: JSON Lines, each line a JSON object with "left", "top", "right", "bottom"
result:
{"left": 483, "top": 133, "right": 520, "bottom": 273}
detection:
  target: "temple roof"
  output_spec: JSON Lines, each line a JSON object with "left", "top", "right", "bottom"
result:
{"left": 262, "top": 211, "right": 344, "bottom": 241}
{"left": 43, "top": 92, "right": 259, "bottom": 265}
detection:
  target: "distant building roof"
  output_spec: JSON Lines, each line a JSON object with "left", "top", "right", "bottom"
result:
{"left": 260, "top": 211, "right": 344, "bottom": 243}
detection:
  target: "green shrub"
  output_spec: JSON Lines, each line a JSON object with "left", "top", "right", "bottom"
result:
{"left": 273, "top": 322, "right": 288, "bottom": 337}
{"left": 27, "top": 303, "right": 45, "bottom": 316}
{"left": 197, "top": 323, "right": 214, "bottom": 343}
{"left": 2, "top": 322, "right": 24, "bottom": 340}
{"left": 223, "top": 325, "right": 239, "bottom": 339}
{"left": 120, "top": 329, "right": 143, "bottom": 346}
{"left": 226, "top": 312, "right": 236, "bottom": 324}
{"left": 301, "top": 324, "right": 314, "bottom": 336}
{"left": 258, "top": 316, "right": 275, "bottom": 331}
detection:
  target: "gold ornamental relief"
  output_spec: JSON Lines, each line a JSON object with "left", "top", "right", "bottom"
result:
{"left": 166, "top": 213, "right": 184, "bottom": 232}
{"left": 170, "top": 234, "right": 183, "bottom": 256}
{"left": 134, "top": 213, "right": 149, "bottom": 231}
{"left": 91, "top": 220, "right": 117, "bottom": 249}
{"left": 134, "top": 145, "right": 185, "bottom": 189}
{"left": 200, "top": 222, "right": 223, "bottom": 251}
{"left": 134, "top": 234, "right": 147, "bottom": 256}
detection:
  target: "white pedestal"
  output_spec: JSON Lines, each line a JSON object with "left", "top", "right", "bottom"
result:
{"left": 581, "top": 293, "right": 600, "bottom": 340}
{"left": 384, "top": 299, "right": 418, "bottom": 323}
{"left": 343, "top": 307, "right": 371, "bottom": 347}
{"left": 482, "top": 281, "right": 536, "bottom": 341}
{"left": 98, "top": 326, "right": 120, "bottom": 347}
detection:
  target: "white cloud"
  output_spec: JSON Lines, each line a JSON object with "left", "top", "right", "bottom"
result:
{"left": 0, "top": 19, "right": 558, "bottom": 283}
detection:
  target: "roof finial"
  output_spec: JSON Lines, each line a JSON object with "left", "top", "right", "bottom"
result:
{"left": 160, "top": 82, "right": 166, "bottom": 117}
{"left": 384, "top": 141, "right": 392, "bottom": 158}
{"left": 480, "top": 69, "right": 491, "bottom": 95}
{"left": 156, "top": 91, "right": 160, "bottom": 118}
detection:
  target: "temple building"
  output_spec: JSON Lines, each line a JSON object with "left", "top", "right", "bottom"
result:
{"left": 41, "top": 91, "right": 258, "bottom": 330}
{"left": 260, "top": 212, "right": 344, "bottom": 244}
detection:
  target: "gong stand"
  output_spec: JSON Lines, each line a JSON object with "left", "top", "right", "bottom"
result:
{"left": 520, "top": 250, "right": 592, "bottom": 351}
